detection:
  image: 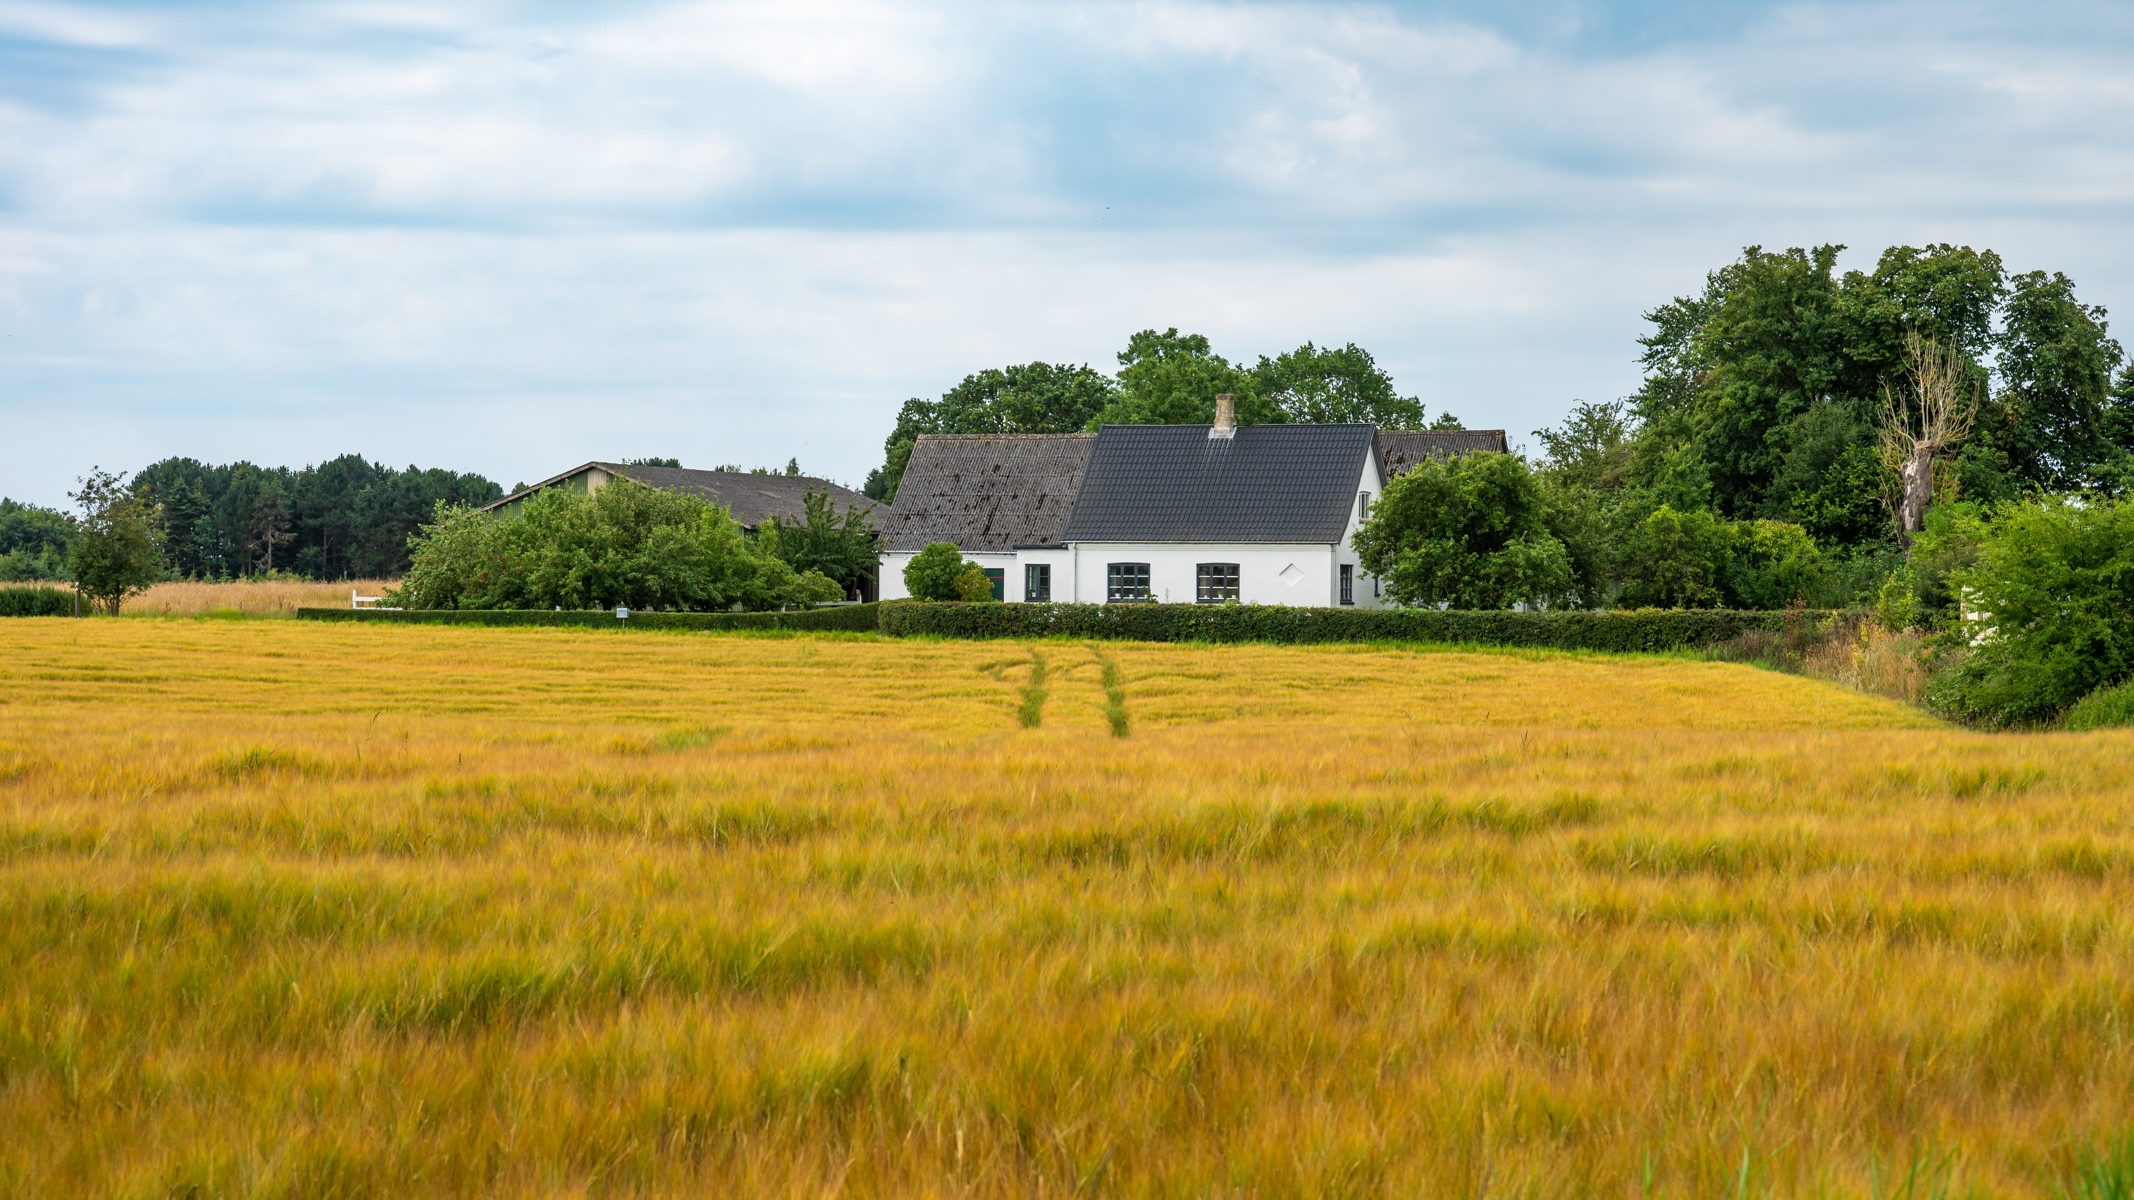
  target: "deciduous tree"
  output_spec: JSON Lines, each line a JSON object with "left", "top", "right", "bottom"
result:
{"left": 68, "top": 468, "right": 164, "bottom": 613}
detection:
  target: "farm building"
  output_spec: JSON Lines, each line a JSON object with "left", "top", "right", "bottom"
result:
{"left": 878, "top": 396, "right": 1506, "bottom": 605}
{"left": 483, "top": 462, "right": 873, "bottom": 531}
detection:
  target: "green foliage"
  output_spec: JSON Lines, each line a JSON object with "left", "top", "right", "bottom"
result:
{"left": 1874, "top": 566, "right": 1919, "bottom": 632}
{"left": 1929, "top": 497, "right": 2134, "bottom": 726}
{"left": 0, "top": 585, "right": 75, "bottom": 616}
{"left": 880, "top": 600, "right": 1832, "bottom": 652}
{"left": 67, "top": 469, "right": 164, "bottom": 614}
{"left": 1353, "top": 452, "right": 1573, "bottom": 609}
{"left": 1617, "top": 508, "right": 1841, "bottom": 610}
{"left": 953, "top": 563, "right": 996, "bottom": 602}
{"left": 1724, "top": 519, "right": 1830, "bottom": 610}
{"left": 1627, "top": 243, "right": 2021, "bottom": 541}
{"left": 299, "top": 603, "right": 879, "bottom": 632}
{"left": 393, "top": 478, "right": 840, "bottom": 612}
{"left": 0, "top": 498, "right": 76, "bottom": 581}
{"left": 1996, "top": 270, "right": 2130, "bottom": 492}
{"left": 2063, "top": 680, "right": 2134, "bottom": 732}
{"left": 623, "top": 457, "right": 682, "bottom": 468}
{"left": 1092, "top": 329, "right": 1283, "bottom": 428}
{"left": 758, "top": 488, "right": 880, "bottom": 597}
{"left": 2059, "top": 1130, "right": 2134, "bottom": 1200}
{"left": 131, "top": 454, "right": 501, "bottom": 580}
{"left": 1895, "top": 503, "right": 1987, "bottom": 628}
{"left": 865, "top": 363, "right": 1116, "bottom": 501}
{"left": 1251, "top": 341, "right": 1429, "bottom": 427}
{"left": 903, "top": 543, "right": 972, "bottom": 603}
{"left": 1618, "top": 506, "right": 1736, "bottom": 608}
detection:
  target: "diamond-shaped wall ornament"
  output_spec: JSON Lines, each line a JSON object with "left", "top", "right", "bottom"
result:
{"left": 1279, "top": 563, "right": 1303, "bottom": 587}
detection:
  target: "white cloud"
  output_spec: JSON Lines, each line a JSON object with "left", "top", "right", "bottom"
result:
{"left": 1, "top": 0, "right": 2131, "bottom": 505}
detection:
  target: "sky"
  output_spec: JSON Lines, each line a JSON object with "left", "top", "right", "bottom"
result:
{"left": 3, "top": 0, "right": 2132, "bottom": 506}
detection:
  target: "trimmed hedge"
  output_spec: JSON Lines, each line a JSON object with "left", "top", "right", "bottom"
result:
{"left": 296, "top": 603, "right": 880, "bottom": 633}
{"left": 878, "top": 601, "right": 1833, "bottom": 652}
{"left": 0, "top": 586, "right": 75, "bottom": 617}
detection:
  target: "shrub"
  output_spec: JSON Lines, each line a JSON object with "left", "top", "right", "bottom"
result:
{"left": 1618, "top": 506, "right": 1734, "bottom": 608}
{"left": 0, "top": 585, "right": 75, "bottom": 617}
{"left": 1929, "top": 496, "right": 2134, "bottom": 726}
{"left": 1353, "top": 451, "right": 1573, "bottom": 609}
{"left": 954, "top": 564, "right": 996, "bottom": 602}
{"left": 904, "top": 543, "right": 970, "bottom": 602}
{"left": 879, "top": 601, "right": 1830, "bottom": 652}
{"left": 1723, "top": 519, "right": 1830, "bottom": 609}
{"left": 393, "top": 478, "right": 841, "bottom": 612}
{"left": 2064, "top": 679, "right": 2134, "bottom": 731}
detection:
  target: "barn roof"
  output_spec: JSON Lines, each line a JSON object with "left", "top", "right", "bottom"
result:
{"left": 1374, "top": 429, "right": 1509, "bottom": 477}
{"left": 483, "top": 462, "right": 872, "bottom": 530}
{"left": 880, "top": 434, "right": 1096, "bottom": 553}
{"left": 1060, "top": 423, "right": 1375, "bottom": 544}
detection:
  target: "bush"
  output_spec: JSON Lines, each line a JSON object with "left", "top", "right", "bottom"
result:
{"left": 954, "top": 563, "right": 996, "bottom": 602}
{"left": 1929, "top": 496, "right": 2134, "bottom": 727}
{"left": 2064, "top": 679, "right": 2134, "bottom": 731}
{"left": 1618, "top": 506, "right": 1735, "bottom": 608}
{"left": 298, "top": 603, "right": 880, "bottom": 632}
{"left": 904, "top": 543, "right": 969, "bottom": 602}
{"left": 1352, "top": 452, "right": 1573, "bottom": 609}
{"left": 0, "top": 585, "right": 75, "bottom": 617}
{"left": 393, "top": 478, "right": 841, "bottom": 612}
{"left": 879, "top": 601, "right": 1831, "bottom": 652}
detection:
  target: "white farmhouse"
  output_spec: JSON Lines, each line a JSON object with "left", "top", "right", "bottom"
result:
{"left": 879, "top": 395, "right": 1506, "bottom": 606}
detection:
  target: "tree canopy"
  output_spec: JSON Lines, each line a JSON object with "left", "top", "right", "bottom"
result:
{"left": 865, "top": 331, "right": 1460, "bottom": 502}
{"left": 131, "top": 454, "right": 502, "bottom": 580}
{"left": 394, "top": 478, "right": 840, "bottom": 612}
{"left": 67, "top": 469, "right": 164, "bottom": 613}
{"left": 864, "top": 362, "right": 1117, "bottom": 501}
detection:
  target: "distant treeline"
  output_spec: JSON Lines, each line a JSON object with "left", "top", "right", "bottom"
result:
{"left": 2, "top": 455, "right": 501, "bottom": 582}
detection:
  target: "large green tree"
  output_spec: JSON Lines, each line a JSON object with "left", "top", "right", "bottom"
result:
{"left": 1352, "top": 452, "right": 1574, "bottom": 609}
{"left": 1091, "top": 329, "right": 1281, "bottom": 429}
{"left": 1993, "top": 271, "right": 2129, "bottom": 492}
{"left": 1627, "top": 243, "right": 2042, "bottom": 546}
{"left": 1251, "top": 341, "right": 1433, "bottom": 428}
{"left": 758, "top": 488, "right": 880, "bottom": 599}
{"left": 864, "top": 362, "right": 1116, "bottom": 502}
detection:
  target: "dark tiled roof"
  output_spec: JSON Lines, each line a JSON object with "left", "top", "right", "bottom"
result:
{"left": 483, "top": 462, "right": 872, "bottom": 530}
{"left": 1375, "top": 429, "right": 1509, "bottom": 477}
{"left": 600, "top": 464, "right": 873, "bottom": 529}
{"left": 1060, "top": 423, "right": 1375, "bottom": 544}
{"left": 881, "top": 434, "right": 1095, "bottom": 553}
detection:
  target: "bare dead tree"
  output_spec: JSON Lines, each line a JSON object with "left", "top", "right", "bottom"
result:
{"left": 1880, "top": 331, "right": 1980, "bottom": 550}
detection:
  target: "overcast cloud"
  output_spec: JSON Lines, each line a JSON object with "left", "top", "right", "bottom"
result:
{"left": 3, "top": 0, "right": 2131, "bottom": 504}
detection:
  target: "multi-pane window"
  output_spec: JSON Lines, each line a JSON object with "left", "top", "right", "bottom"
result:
{"left": 1024, "top": 563, "right": 1051, "bottom": 603}
{"left": 1106, "top": 562, "right": 1151, "bottom": 602}
{"left": 1196, "top": 563, "right": 1240, "bottom": 603}
{"left": 1339, "top": 563, "right": 1355, "bottom": 606}
{"left": 982, "top": 568, "right": 1005, "bottom": 602}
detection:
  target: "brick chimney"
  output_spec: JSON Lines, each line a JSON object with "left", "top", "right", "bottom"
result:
{"left": 1210, "top": 392, "right": 1236, "bottom": 438}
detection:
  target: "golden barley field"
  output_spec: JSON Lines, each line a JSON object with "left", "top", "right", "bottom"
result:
{"left": 2, "top": 619, "right": 2130, "bottom": 1199}
{"left": 120, "top": 579, "right": 397, "bottom": 616}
